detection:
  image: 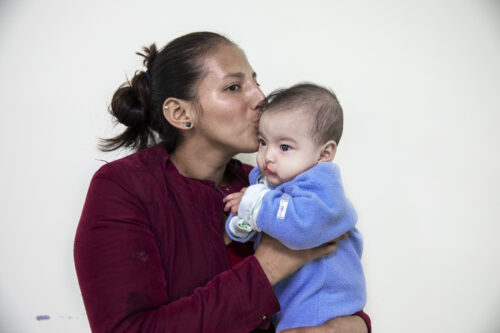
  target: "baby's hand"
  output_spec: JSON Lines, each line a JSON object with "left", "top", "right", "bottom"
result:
{"left": 223, "top": 187, "right": 247, "bottom": 215}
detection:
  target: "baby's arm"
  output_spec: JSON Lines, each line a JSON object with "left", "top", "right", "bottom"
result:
{"left": 257, "top": 163, "right": 357, "bottom": 250}
{"left": 225, "top": 184, "right": 270, "bottom": 241}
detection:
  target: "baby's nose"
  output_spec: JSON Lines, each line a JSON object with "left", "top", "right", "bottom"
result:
{"left": 265, "top": 148, "right": 276, "bottom": 162}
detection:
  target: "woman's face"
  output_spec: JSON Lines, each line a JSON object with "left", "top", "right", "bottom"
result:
{"left": 193, "top": 44, "right": 265, "bottom": 155}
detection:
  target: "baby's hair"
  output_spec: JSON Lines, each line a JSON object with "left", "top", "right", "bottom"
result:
{"left": 264, "top": 83, "right": 343, "bottom": 145}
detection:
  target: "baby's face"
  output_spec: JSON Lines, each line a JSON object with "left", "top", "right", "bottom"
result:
{"left": 256, "top": 109, "right": 323, "bottom": 186}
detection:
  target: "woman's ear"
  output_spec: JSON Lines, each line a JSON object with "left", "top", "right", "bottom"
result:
{"left": 162, "top": 98, "right": 196, "bottom": 130}
{"left": 318, "top": 140, "right": 337, "bottom": 162}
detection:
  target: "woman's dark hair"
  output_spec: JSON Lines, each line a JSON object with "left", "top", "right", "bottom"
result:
{"left": 100, "top": 32, "right": 235, "bottom": 152}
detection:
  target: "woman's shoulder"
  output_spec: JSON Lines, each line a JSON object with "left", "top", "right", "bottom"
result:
{"left": 93, "top": 145, "right": 168, "bottom": 183}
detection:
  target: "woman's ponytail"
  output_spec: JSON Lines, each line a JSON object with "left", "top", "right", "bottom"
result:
{"left": 99, "top": 45, "right": 158, "bottom": 151}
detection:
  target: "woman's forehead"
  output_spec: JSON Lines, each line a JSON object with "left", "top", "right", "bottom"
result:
{"left": 202, "top": 44, "right": 254, "bottom": 79}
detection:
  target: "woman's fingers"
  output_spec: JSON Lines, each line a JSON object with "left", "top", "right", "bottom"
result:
{"left": 309, "top": 232, "right": 350, "bottom": 260}
{"left": 320, "top": 241, "right": 339, "bottom": 256}
{"left": 319, "top": 232, "right": 348, "bottom": 251}
{"left": 335, "top": 232, "right": 349, "bottom": 242}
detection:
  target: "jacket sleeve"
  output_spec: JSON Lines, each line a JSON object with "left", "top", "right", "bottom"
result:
{"left": 256, "top": 163, "right": 357, "bottom": 250}
{"left": 74, "top": 168, "right": 279, "bottom": 333}
{"left": 225, "top": 212, "right": 259, "bottom": 242}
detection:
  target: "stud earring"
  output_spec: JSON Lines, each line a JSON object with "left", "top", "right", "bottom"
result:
{"left": 164, "top": 105, "right": 168, "bottom": 109}
{"left": 186, "top": 122, "right": 192, "bottom": 128}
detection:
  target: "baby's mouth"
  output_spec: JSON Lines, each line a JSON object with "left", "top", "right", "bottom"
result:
{"left": 265, "top": 167, "right": 275, "bottom": 176}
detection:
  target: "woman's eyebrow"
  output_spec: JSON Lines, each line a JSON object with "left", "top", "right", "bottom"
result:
{"left": 223, "top": 72, "right": 245, "bottom": 79}
{"left": 223, "top": 72, "right": 257, "bottom": 80}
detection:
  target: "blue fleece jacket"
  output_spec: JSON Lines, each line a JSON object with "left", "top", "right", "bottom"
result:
{"left": 225, "top": 163, "right": 366, "bottom": 331}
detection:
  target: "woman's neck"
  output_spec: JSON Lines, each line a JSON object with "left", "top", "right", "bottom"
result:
{"left": 170, "top": 139, "right": 234, "bottom": 187}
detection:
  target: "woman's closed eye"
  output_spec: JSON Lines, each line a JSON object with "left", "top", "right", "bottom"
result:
{"left": 225, "top": 84, "right": 241, "bottom": 92}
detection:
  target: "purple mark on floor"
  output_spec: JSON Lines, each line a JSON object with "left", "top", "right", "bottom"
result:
{"left": 36, "top": 315, "right": 51, "bottom": 321}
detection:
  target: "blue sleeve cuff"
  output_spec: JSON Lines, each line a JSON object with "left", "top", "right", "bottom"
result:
{"left": 225, "top": 213, "right": 257, "bottom": 243}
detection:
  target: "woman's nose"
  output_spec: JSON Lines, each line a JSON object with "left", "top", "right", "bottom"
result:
{"left": 250, "top": 84, "right": 266, "bottom": 111}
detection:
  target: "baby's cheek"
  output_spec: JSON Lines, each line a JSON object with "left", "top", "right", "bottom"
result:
{"left": 266, "top": 174, "right": 282, "bottom": 186}
{"left": 256, "top": 154, "right": 265, "bottom": 170}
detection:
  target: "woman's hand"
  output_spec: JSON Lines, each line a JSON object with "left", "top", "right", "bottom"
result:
{"left": 278, "top": 315, "right": 368, "bottom": 333}
{"left": 254, "top": 233, "right": 348, "bottom": 286}
{"left": 223, "top": 187, "right": 247, "bottom": 215}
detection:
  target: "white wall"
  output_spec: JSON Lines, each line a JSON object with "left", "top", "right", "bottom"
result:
{"left": 1, "top": 0, "right": 499, "bottom": 332}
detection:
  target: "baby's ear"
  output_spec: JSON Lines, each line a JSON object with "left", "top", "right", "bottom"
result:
{"left": 319, "top": 140, "right": 337, "bottom": 162}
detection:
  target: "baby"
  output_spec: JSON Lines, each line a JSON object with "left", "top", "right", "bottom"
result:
{"left": 224, "top": 83, "right": 366, "bottom": 331}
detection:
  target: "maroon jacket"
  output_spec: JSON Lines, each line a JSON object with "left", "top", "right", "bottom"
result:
{"left": 74, "top": 145, "right": 370, "bottom": 332}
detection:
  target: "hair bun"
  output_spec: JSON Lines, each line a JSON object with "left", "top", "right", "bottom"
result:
{"left": 109, "top": 44, "right": 158, "bottom": 129}
{"left": 110, "top": 85, "right": 147, "bottom": 128}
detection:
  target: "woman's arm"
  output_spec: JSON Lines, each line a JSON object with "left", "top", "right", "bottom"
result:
{"left": 74, "top": 167, "right": 339, "bottom": 332}
{"left": 74, "top": 170, "right": 281, "bottom": 332}
{"left": 254, "top": 234, "right": 342, "bottom": 286}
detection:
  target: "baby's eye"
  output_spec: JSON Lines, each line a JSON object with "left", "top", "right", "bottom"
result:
{"left": 226, "top": 84, "right": 241, "bottom": 92}
{"left": 258, "top": 138, "right": 267, "bottom": 146}
{"left": 280, "top": 144, "right": 292, "bottom": 151}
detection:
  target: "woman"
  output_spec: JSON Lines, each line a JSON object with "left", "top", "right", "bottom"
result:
{"left": 74, "top": 31, "right": 370, "bottom": 333}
